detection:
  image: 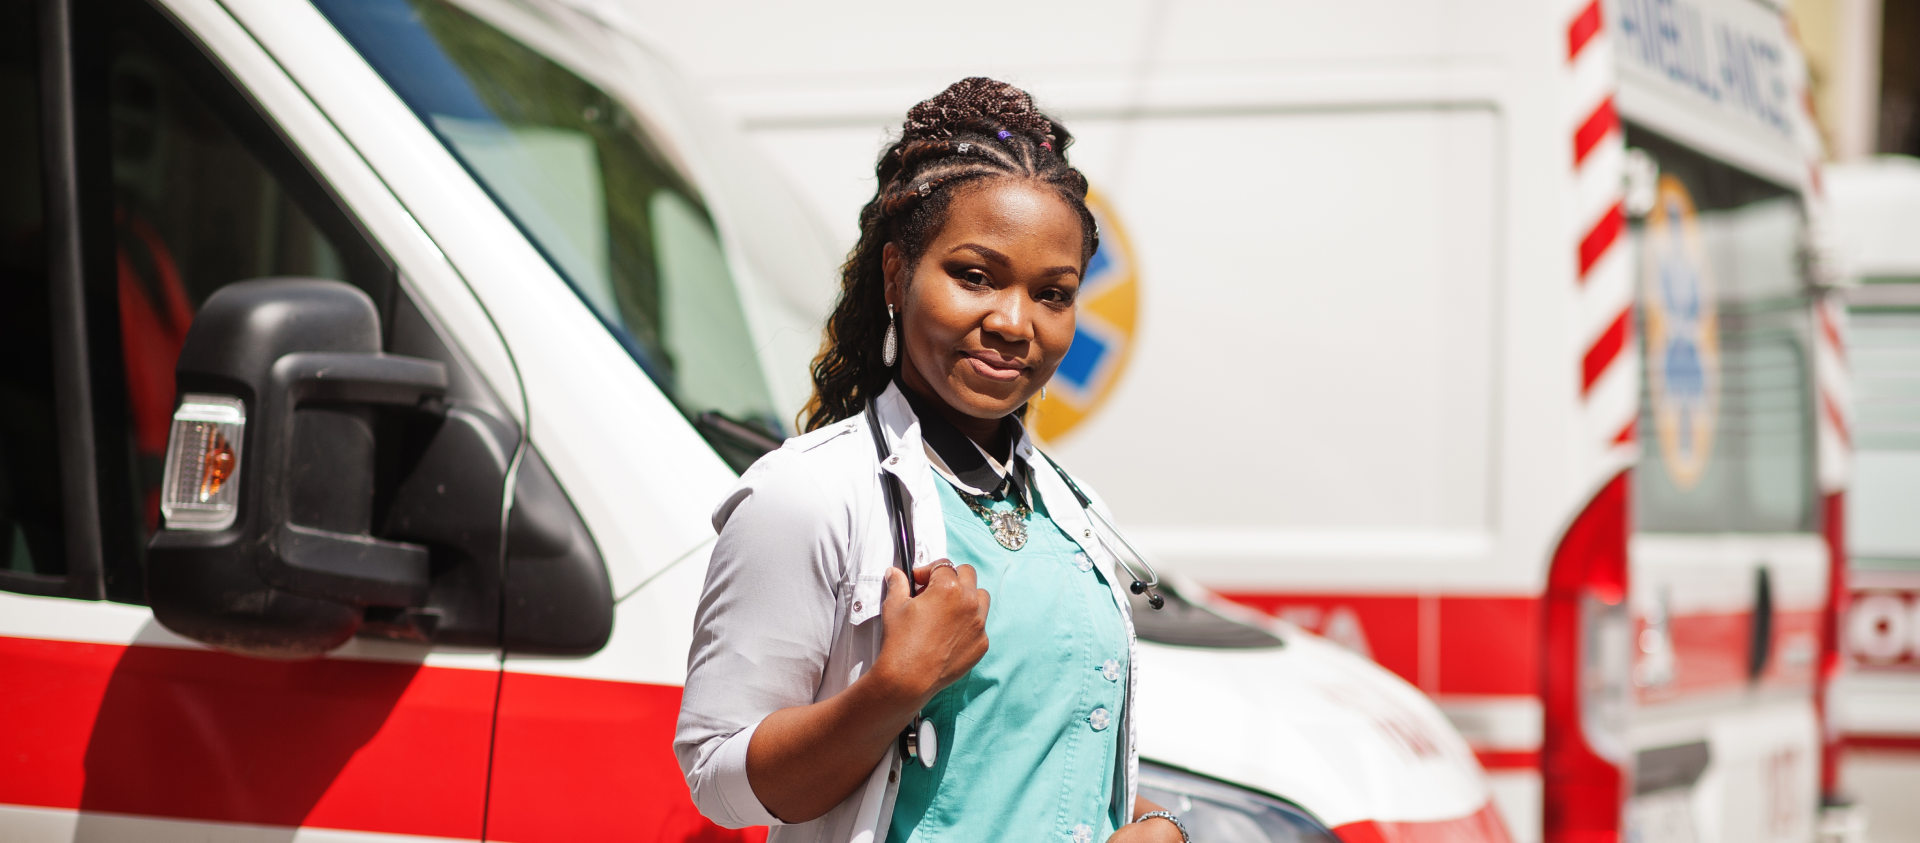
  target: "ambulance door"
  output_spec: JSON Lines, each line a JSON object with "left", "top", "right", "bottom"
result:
{"left": 1624, "top": 128, "right": 1825, "bottom": 843}
{"left": 0, "top": 0, "right": 524, "bottom": 837}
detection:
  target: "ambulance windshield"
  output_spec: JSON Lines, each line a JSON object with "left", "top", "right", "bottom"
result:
{"left": 315, "top": 0, "right": 782, "bottom": 471}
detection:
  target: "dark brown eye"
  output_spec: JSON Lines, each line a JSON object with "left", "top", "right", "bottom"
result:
{"left": 961, "top": 269, "right": 989, "bottom": 286}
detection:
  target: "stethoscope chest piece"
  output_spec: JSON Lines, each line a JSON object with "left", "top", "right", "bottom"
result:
{"left": 905, "top": 716, "right": 938, "bottom": 768}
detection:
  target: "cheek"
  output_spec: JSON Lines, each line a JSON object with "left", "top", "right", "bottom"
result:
{"left": 904, "top": 284, "right": 971, "bottom": 351}
{"left": 1037, "top": 311, "right": 1077, "bottom": 367}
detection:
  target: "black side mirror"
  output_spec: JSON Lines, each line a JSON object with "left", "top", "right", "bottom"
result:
{"left": 148, "top": 279, "right": 447, "bottom": 658}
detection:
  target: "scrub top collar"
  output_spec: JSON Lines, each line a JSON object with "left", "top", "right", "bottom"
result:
{"left": 893, "top": 376, "right": 1031, "bottom": 501}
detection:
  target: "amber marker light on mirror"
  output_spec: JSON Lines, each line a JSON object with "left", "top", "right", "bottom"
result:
{"left": 159, "top": 394, "right": 247, "bottom": 531}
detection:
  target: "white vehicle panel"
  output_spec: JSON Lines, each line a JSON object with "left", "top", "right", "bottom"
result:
{"left": 1137, "top": 630, "right": 1489, "bottom": 828}
{"left": 1059, "top": 109, "right": 1502, "bottom": 591}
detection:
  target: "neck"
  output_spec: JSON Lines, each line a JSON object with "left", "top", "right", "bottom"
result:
{"left": 896, "top": 364, "right": 1011, "bottom": 456}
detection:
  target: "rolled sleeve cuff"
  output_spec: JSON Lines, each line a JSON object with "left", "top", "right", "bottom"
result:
{"left": 692, "top": 721, "right": 782, "bottom": 828}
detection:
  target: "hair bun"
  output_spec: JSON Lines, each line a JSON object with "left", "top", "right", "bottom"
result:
{"left": 902, "top": 77, "right": 1052, "bottom": 142}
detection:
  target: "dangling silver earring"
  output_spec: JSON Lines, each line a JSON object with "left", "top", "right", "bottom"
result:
{"left": 881, "top": 304, "right": 898, "bottom": 367}
{"left": 1040, "top": 385, "right": 1047, "bottom": 401}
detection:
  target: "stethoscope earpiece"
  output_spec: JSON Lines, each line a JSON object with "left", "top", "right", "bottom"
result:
{"left": 1132, "top": 580, "right": 1165, "bottom": 609}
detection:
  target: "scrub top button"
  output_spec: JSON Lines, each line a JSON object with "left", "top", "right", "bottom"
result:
{"left": 1088, "top": 707, "right": 1110, "bottom": 731}
{"left": 1071, "top": 824, "right": 1093, "bottom": 843}
{"left": 1074, "top": 552, "right": 1093, "bottom": 572}
{"left": 1102, "top": 659, "right": 1121, "bottom": 681}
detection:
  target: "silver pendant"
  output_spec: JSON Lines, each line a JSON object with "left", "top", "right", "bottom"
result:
{"left": 990, "top": 511, "right": 1027, "bottom": 550}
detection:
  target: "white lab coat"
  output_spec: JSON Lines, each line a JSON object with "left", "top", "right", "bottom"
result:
{"left": 675, "top": 382, "right": 1141, "bottom": 843}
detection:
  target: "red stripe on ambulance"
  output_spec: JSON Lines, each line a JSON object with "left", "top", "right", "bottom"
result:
{"left": 0, "top": 636, "right": 758, "bottom": 842}
{"left": 1572, "top": 96, "right": 1618, "bottom": 165}
{"left": 0, "top": 636, "right": 490, "bottom": 837}
{"left": 488, "top": 671, "right": 767, "bottom": 843}
{"left": 1576, "top": 203, "right": 1624, "bottom": 280}
{"left": 1581, "top": 309, "right": 1630, "bottom": 394}
{"left": 1220, "top": 594, "right": 1540, "bottom": 697}
{"left": 1334, "top": 801, "right": 1514, "bottom": 843}
{"left": 1565, "top": 0, "right": 1604, "bottom": 60}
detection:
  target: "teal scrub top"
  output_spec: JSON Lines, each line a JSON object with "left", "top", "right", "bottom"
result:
{"left": 888, "top": 478, "right": 1130, "bottom": 843}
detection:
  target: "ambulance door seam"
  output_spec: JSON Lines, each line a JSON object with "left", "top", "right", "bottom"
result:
{"left": 204, "top": 6, "right": 533, "bottom": 838}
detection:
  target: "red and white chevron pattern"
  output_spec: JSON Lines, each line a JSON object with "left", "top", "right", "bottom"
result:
{"left": 1814, "top": 293, "right": 1851, "bottom": 492}
{"left": 1568, "top": 0, "right": 1637, "bottom": 484}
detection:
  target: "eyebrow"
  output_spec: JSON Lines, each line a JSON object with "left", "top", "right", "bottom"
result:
{"left": 949, "top": 243, "right": 1082, "bottom": 279}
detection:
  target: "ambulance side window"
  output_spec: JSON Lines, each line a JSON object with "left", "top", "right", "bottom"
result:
{"left": 317, "top": 0, "right": 783, "bottom": 469}
{"left": 99, "top": 0, "right": 394, "bottom": 584}
{"left": 0, "top": 0, "right": 398, "bottom": 602}
{"left": 0, "top": 1, "right": 68, "bottom": 583}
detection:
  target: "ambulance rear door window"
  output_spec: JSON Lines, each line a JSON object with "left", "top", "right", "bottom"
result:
{"left": 1847, "top": 310, "right": 1920, "bottom": 570}
{"left": 1627, "top": 127, "right": 1816, "bottom": 534}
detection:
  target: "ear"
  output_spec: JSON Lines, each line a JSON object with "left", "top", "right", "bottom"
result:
{"left": 881, "top": 242, "right": 907, "bottom": 309}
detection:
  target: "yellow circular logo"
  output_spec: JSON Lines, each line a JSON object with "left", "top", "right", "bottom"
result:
{"left": 1642, "top": 175, "right": 1720, "bottom": 490}
{"left": 1031, "top": 189, "right": 1139, "bottom": 441}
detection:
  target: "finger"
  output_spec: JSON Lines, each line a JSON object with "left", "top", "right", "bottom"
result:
{"left": 954, "top": 562, "right": 979, "bottom": 590}
{"left": 975, "top": 587, "right": 991, "bottom": 617}
{"left": 927, "top": 561, "right": 966, "bottom": 590}
{"left": 912, "top": 560, "right": 955, "bottom": 587}
{"left": 882, "top": 567, "right": 911, "bottom": 610}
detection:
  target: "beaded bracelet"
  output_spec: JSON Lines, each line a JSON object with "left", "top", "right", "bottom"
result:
{"left": 1133, "top": 810, "right": 1190, "bottom": 842}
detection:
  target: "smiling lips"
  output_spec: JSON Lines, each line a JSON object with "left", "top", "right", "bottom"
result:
{"left": 963, "top": 351, "right": 1026, "bottom": 382}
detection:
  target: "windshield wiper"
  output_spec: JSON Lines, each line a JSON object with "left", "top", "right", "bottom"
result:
{"left": 694, "top": 411, "right": 784, "bottom": 473}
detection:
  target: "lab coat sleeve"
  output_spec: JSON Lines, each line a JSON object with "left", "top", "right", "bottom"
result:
{"left": 676, "top": 447, "right": 849, "bottom": 828}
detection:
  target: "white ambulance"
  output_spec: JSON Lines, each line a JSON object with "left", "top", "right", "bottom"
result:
{"left": 0, "top": 0, "right": 1505, "bottom": 840}
{"left": 1825, "top": 156, "right": 1920, "bottom": 835}
{"left": 623, "top": 0, "right": 1853, "bottom": 840}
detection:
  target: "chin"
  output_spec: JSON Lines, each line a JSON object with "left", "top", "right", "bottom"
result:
{"left": 947, "top": 379, "right": 1027, "bottom": 419}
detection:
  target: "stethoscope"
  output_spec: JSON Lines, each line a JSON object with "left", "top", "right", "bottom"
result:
{"left": 864, "top": 407, "right": 1165, "bottom": 769}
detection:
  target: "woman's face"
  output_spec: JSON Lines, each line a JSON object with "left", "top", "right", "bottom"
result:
{"left": 885, "top": 179, "right": 1084, "bottom": 424}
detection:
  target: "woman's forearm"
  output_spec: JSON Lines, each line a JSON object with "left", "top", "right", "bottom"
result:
{"left": 744, "top": 665, "right": 923, "bottom": 823}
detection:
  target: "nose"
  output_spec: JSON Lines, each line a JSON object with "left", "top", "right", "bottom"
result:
{"left": 980, "top": 286, "right": 1033, "bottom": 344}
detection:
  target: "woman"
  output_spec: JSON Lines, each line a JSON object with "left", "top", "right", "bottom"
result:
{"left": 676, "top": 78, "right": 1184, "bottom": 843}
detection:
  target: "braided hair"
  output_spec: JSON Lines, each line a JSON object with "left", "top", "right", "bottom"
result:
{"left": 799, "top": 77, "right": 1099, "bottom": 432}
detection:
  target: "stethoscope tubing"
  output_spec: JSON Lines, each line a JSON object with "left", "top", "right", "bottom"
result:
{"left": 1033, "top": 451, "right": 1165, "bottom": 608}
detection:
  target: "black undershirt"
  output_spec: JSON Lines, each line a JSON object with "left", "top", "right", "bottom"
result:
{"left": 893, "top": 378, "right": 1030, "bottom": 502}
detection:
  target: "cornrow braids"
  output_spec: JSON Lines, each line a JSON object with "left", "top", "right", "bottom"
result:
{"left": 800, "top": 77, "right": 1099, "bottom": 432}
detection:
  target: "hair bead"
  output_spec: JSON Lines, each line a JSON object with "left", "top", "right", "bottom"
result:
{"left": 996, "top": 130, "right": 1012, "bottom": 140}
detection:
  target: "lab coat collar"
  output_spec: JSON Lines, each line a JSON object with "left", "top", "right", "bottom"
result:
{"left": 868, "top": 380, "right": 1091, "bottom": 567}
{"left": 892, "top": 378, "right": 1030, "bottom": 498}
